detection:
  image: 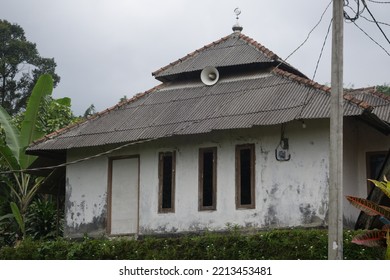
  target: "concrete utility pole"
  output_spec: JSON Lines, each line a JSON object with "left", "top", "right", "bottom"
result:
{"left": 328, "top": 0, "right": 344, "bottom": 260}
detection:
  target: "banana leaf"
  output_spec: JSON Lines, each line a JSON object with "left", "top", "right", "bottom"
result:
{"left": 10, "top": 202, "right": 25, "bottom": 236}
{"left": 0, "top": 107, "right": 20, "bottom": 163}
{"left": 19, "top": 74, "right": 53, "bottom": 169}
{"left": 0, "top": 144, "right": 20, "bottom": 171}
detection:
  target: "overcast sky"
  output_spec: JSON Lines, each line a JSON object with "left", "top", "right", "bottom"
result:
{"left": 1, "top": 0, "right": 390, "bottom": 115}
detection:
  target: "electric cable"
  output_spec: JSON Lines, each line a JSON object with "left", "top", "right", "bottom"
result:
{"left": 0, "top": 138, "right": 156, "bottom": 174}
{"left": 312, "top": 18, "right": 333, "bottom": 80}
{"left": 344, "top": 0, "right": 364, "bottom": 22}
{"left": 275, "top": 0, "right": 332, "bottom": 68}
{"left": 344, "top": 0, "right": 390, "bottom": 27}
{"left": 360, "top": 13, "right": 390, "bottom": 27}
{"left": 367, "top": 0, "right": 390, "bottom": 4}
{"left": 353, "top": 20, "right": 390, "bottom": 56}
{"left": 362, "top": 0, "right": 390, "bottom": 45}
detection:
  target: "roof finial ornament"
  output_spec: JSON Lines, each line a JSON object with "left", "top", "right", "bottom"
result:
{"left": 232, "top": 7, "right": 243, "bottom": 33}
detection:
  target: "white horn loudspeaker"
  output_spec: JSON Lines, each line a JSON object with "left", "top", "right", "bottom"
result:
{"left": 200, "top": 66, "right": 219, "bottom": 86}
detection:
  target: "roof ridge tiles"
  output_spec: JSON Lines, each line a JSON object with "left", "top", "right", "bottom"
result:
{"left": 238, "top": 33, "right": 278, "bottom": 60}
{"left": 369, "top": 88, "right": 390, "bottom": 102}
{"left": 271, "top": 67, "right": 331, "bottom": 92}
{"left": 346, "top": 86, "right": 376, "bottom": 92}
{"left": 272, "top": 68, "right": 380, "bottom": 111}
{"left": 343, "top": 94, "right": 373, "bottom": 110}
{"left": 345, "top": 86, "right": 390, "bottom": 102}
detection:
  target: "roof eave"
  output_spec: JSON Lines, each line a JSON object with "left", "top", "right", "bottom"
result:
{"left": 359, "top": 110, "right": 390, "bottom": 135}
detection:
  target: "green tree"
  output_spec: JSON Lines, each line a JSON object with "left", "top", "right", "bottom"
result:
{"left": 0, "top": 19, "right": 60, "bottom": 115}
{"left": 377, "top": 84, "right": 390, "bottom": 96}
{"left": 0, "top": 74, "right": 54, "bottom": 241}
{"left": 13, "top": 96, "right": 77, "bottom": 134}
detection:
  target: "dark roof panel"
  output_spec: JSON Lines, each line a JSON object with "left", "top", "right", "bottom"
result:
{"left": 153, "top": 33, "right": 276, "bottom": 79}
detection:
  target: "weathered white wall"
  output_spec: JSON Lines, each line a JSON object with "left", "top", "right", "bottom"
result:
{"left": 65, "top": 119, "right": 331, "bottom": 236}
{"left": 64, "top": 118, "right": 389, "bottom": 237}
{"left": 65, "top": 148, "right": 109, "bottom": 237}
{"left": 135, "top": 119, "right": 331, "bottom": 234}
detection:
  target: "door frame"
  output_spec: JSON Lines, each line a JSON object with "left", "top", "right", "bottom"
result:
{"left": 107, "top": 155, "right": 140, "bottom": 236}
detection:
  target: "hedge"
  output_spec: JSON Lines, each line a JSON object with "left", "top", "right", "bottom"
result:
{"left": 0, "top": 229, "right": 385, "bottom": 260}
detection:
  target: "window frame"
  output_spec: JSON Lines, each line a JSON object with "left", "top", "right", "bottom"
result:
{"left": 198, "top": 147, "right": 217, "bottom": 211}
{"left": 235, "top": 144, "right": 256, "bottom": 209}
{"left": 158, "top": 151, "right": 176, "bottom": 213}
{"left": 366, "top": 151, "right": 387, "bottom": 194}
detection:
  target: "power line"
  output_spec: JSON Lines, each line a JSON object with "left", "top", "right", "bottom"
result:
{"left": 343, "top": 0, "right": 364, "bottom": 22}
{"left": 276, "top": 0, "right": 332, "bottom": 67}
{"left": 362, "top": 0, "right": 390, "bottom": 45}
{"left": 312, "top": 18, "right": 333, "bottom": 80}
{"left": 353, "top": 20, "right": 390, "bottom": 56}
{"left": 359, "top": 11, "right": 390, "bottom": 27}
{"left": 344, "top": 0, "right": 390, "bottom": 27}
{"left": 367, "top": 0, "right": 390, "bottom": 4}
{"left": 344, "top": 0, "right": 390, "bottom": 55}
{"left": 0, "top": 138, "right": 156, "bottom": 174}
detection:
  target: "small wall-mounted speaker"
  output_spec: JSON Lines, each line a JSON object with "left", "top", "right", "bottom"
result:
{"left": 200, "top": 66, "right": 219, "bottom": 86}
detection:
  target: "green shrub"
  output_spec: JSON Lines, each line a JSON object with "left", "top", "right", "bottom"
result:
{"left": 0, "top": 229, "right": 385, "bottom": 260}
{"left": 26, "top": 197, "right": 63, "bottom": 240}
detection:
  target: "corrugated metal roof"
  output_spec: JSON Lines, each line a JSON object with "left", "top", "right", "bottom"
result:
{"left": 153, "top": 33, "right": 276, "bottom": 79}
{"left": 27, "top": 33, "right": 390, "bottom": 153}
{"left": 29, "top": 68, "right": 381, "bottom": 152}
{"left": 345, "top": 87, "right": 390, "bottom": 122}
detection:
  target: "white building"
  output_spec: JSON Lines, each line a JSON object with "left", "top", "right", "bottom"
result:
{"left": 28, "top": 28, "right": 390, "bottom": 238}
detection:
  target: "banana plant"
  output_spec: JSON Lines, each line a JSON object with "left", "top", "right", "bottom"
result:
{"left": 346, "top": 176, "right": 390, "bottom": 259}
{"left": 0, "top": 74, "right": 53, "bottom": 240}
